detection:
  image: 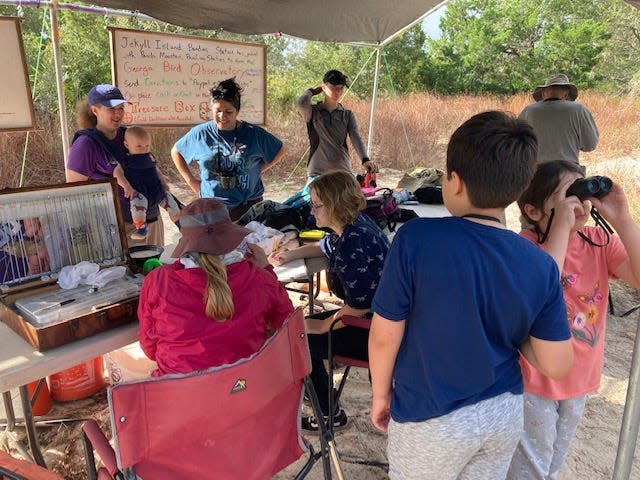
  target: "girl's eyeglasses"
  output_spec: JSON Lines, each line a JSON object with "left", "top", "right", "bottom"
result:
{"left": 310, "top": 202, "right": 324, "bottom": 211}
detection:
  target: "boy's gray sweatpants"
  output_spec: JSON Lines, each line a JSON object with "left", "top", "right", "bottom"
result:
{"left": 387, "top": 392, "right": 523, "bottom": 480}
{"left": 506, "top": 392, "right": 586, "bottom": 480}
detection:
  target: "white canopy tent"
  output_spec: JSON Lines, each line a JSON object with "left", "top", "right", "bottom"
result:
{"left": 4, "top": 1, "right": 640, "bottom": 477}
{"left": 82, "top": 0, "right": 447, "bottom": 46}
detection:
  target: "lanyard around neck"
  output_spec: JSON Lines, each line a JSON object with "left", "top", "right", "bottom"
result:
{"left": 461, "top": 213, "right": 502, "bottom": 224}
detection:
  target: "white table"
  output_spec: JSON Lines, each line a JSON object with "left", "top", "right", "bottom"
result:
{"left": 275, "top": 256, "right": 328, "bottom": 314}
{"left": 0, "top": 321, "right": 138, "bottom": 466}
{"left": 0, "top": 322, "right": 138, "bottom": 394}
{"left": 402, "top": 203, "right": 450, "bottom": 218}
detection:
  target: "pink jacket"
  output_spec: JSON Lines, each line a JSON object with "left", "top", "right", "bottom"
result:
{"left": 138, "top": 260, "right": 294, "bottom": 376}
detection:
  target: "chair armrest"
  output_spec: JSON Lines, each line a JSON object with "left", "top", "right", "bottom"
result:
{"left": 82, "top": 419, "right": 119, "bottom": 475}
{"left": 338, "top": 315, "right": 371, "bottom": 330}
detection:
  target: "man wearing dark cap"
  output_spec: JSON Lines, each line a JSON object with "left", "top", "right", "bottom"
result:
{"left": 519, "top": 74, "right": 599, "bottom": 165}
{"left": 296, "top": 69, "right": 378, "bottom": 179}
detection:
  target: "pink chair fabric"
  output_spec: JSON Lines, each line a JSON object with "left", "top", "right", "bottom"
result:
{"left": 85, "top": 308, "right": 316, "bottom": 480}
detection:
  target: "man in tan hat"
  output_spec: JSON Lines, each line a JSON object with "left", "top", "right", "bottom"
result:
{"left": 519, "top": 73, "right": 599, "bottom": 165}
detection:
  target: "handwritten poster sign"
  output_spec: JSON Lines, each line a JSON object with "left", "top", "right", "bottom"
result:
{"left": 109, "top": 28, "right": 266, "bottom": 126}
{"left": 0, "top": 17, "right": 36, "bottom": 131}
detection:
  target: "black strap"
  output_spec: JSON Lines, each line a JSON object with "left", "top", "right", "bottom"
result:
{"left": 72, "top": 127, "right": 126, "bottom": 166}
{"left": 462, "top": 213, "right": 502, "bottom": 223}
{"left": 537, "top": 207, "right": 611, "bottom": 247}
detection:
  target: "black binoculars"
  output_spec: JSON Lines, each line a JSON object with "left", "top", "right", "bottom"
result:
{"left": 566, "top": 176, "right": 612, "bottom": 201}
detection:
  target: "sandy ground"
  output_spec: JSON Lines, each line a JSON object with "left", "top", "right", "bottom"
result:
{"left": 2, "top": 167, "right": 640, "bottom": 479}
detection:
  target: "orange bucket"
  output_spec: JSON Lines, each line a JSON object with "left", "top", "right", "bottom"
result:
{"left": 48, "top": 357, "right": 106, "bottom": 402}
{"left": 320, "top": 271, "right": 330, "bottom": 293}
{"left": 26, "top": 379, "right": 52, "bottom": 416}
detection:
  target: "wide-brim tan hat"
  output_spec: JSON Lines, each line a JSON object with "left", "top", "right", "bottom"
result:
{"left": 533, "top": 74, "right": 578, "bottom": 102}
{"left": 172, "top": 198, "right": 251, "bottom": 258}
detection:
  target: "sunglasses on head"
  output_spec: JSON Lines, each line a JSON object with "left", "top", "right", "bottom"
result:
{"left": 210, "top": 89, "right": 225, "bottom": 100}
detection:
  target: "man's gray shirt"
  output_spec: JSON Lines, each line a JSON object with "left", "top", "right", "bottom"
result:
{"left": 519, "top": 99, "right": 599, "bottom": 164}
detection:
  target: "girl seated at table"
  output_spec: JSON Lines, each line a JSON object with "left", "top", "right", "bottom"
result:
{"left": 138, "top": 198, "right": 294, "bottom": 376}
{"left": 270, "top": 170, "right": 390, "bottom": 430}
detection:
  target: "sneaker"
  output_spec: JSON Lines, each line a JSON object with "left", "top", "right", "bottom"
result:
{"left": 301, "top": 409, "right": 348, "bottom": 431}
{"left": 130, "top": 226, "right": 148, "bottom": 240}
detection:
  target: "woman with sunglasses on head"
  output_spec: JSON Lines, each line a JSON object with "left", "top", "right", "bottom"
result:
{"left": 270, "top": 170, "right": 390, "bottom": 431}
{"left": 171, "top": 78, "right": 287, "bottom": 221}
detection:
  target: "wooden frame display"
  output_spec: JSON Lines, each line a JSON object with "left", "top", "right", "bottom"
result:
{"left": 0, "top": 17, "right": 36, "bottom": 131}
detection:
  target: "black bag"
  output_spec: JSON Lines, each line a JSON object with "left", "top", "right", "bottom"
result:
{"left": 362, "top": 188, "right": 401, "bottom": 232}
{"left": 398, "top": 208, "right": 419, "bottom": 223}
{"left": 414, "top": 184, "right": 443, "bottom": 204}
{"left": 264, "top": 204, "right": 311, "bottom": 231}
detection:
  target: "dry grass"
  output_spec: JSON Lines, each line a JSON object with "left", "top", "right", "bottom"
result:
{"left": 2, "top": 91, "right": 640, "bottom": 219}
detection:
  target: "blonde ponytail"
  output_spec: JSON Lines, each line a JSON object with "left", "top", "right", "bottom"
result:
{"left": 198, "top": 253, "right": 234, "bottom": 321}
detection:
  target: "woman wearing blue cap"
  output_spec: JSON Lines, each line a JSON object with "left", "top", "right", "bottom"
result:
{"left": 66, "top": 84, "right": 165, "bottom": 247}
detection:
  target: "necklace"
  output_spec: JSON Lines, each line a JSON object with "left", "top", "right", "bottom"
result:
{"left": 461, "top": 213, "right": 502, "bottom": 224}
{"left": 216, "top": 121, "right": 240, "bottom": 170}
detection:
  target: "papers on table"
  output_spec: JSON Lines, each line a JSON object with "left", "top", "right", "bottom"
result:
{"left": 274, "top": 258, "right": 307, "bottom": 282}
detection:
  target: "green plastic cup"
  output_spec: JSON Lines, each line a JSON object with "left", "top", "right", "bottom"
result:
{"left": 142, "top": 258, "right": 163, "bottom": 274}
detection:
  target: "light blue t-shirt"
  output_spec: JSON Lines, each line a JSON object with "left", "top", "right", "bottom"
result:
{"left": 174, "top": 121, "right": 283, "bottom": 209}
{"left": 372, "top": 217, "right": 570, "bottom": 423}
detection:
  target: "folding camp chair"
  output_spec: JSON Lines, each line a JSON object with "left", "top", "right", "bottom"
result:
{"left": 327, "top": 315, "right": 371, "bottom": 435}
{"left": 0, "top": 451, "right": 64, "bottom": 480}
{"left": 82, "top": 308, "right": 345, "bottom": 480}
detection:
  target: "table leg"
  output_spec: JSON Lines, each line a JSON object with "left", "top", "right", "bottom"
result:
{"left": 2, "top": 391, "right": 15, "bottom": 431}
{"left": 18, "top": 385, "right": 46, "bottom": 467}
{"left": 307, "top": 273, "right": 315, "bottom": 315}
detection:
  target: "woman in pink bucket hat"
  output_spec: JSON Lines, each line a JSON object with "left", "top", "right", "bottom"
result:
{"left": 137, "top": 198, "right": 293, "bottom": 376}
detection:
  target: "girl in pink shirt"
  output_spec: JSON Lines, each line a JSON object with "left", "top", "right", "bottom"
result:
{"left": 507, "top": 160, "right": 640, "bottom": 479}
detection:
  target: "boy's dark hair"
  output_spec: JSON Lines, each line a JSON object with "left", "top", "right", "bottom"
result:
{"left": 446, "top": 110, "right": 538, "bottom": 208}
{"left": 517, "top": 160, "right": 584, "bottom": 224}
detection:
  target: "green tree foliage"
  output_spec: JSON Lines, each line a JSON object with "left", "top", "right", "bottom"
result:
{"left": 381, "top": 26, "right": 429, "bottom": 93}
{"left": 423, "top": 0, "right": 613, "bottom": 94}
{"left": 594, "top": 1, "right": 640, "bottom": 92}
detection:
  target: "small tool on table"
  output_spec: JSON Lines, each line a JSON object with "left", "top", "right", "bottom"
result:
{"left": 32, "top": 298, "right": 76, "bottom": 315}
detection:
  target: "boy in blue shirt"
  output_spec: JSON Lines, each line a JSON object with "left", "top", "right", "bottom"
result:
{"left": 369, "top": 111, "right": 574, "bottom": 480}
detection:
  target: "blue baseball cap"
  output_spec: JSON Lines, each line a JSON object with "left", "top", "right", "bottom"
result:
{"left": 88, "top": 84, "right": 128, "bottom": 107}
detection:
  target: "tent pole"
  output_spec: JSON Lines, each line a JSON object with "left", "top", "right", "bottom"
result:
{"left": 50, "top": 0, "right": 70, "bottom": 167}
{"left": 367, "top": 46, "right": 382, "bottom": 157}
{"left": 612, "top": 312, "right": 640, "bottom": 480}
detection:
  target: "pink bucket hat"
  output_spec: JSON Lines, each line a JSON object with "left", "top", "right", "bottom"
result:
{"left": 172, "top": 199, "right": 251, "bottom": 258}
